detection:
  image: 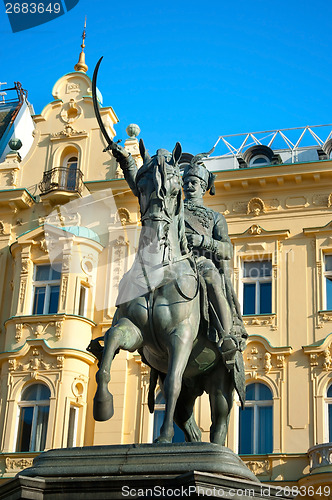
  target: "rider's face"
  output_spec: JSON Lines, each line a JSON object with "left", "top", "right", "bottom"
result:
{"left": 183, "top": 175, "right": 205, "bottom": 200}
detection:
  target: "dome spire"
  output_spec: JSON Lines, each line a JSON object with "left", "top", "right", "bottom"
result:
{"left": 74, "top": 17, "right": 88, "bottom": 73}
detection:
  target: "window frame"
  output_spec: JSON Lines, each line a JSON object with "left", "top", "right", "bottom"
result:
{"left": 238, "top": 382, "right": 273, "bottom": 455}
{"left": 249, "top": 155, "right": 270, "bottom": 167}
{"left": 241, "top": 260, "right": 272, "bottom": 315}
{"left": 323, "top": 254, "right": 332, "bottom": 311}
{"left": 62, "top": 153, "right": 79, "bottom": 191}
{"left": 67, "top": 405, "right": 79, "bottom": 448}
{"left": 32, "top": 264, "right": 61, "bottom": 315}
{"left": 78, "top": 284, "right": 88, "bottom": 317}
{"left": 15, "top": 384, "right": 50, "bottom": 452}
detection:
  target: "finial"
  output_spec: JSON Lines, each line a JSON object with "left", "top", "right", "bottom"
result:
{"left": 74, "top": 17, "right": 88, "bottom": 73}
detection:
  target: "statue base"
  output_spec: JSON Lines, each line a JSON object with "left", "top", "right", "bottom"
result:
{"left": 0, "top": 443, "right": 291, "bottom": 499}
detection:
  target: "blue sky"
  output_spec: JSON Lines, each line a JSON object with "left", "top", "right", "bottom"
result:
{"left": 1, "top": 0, "right": 332, "bottom": 155}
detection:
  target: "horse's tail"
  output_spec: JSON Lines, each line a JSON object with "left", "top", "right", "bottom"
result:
{"left": 148, "top": 367, "right": 159, "bottom": 414}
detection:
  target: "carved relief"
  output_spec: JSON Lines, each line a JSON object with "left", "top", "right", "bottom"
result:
{"left": 243, "top": 315, "right": 277, "bottom": 330}
{"left": 246, "top": 347, "right": 262, "bottom": 370}
{"left": 5, "top": 457, "right": 33, "bottom": 472}
{"left": 28, "top": 349, "right": 51, "bottom": 377}
{"left": 317, "top": 261, "right": 322, "bottom": 276}
{"left": 115, "top": 207, "right": 131, "bottom": 225}
{"left": 61, "top": 276, "right": 68, "bottom": 307}
{"left": 247, "top": 197, "right": 266, "bottom": 217}
{"left": 72, "top": 375, "right": 86, "bottom": 398}
{"left": 20, "top": 257, "right": 30, "bottom": 275}
{"left": 55, "top": 321, "right": 63, "bottom": 339}
{"left": 232, "top": 202, "right": 247, "bottom": 214}
{"left": 57, "top": 356, "right": 64, "bottom": 369}
{"left": 248, "top": 224, "right": 262, "bottom": 235}
{"left": 313, "top": 194, "right": 329, "bottom": 207}
{"left": 244, "top": 341, "right": 290, "bottom": 379}
{"left": 15, "top": 323, "right": 22, "bottom": 342}
{"left": 21, "top": 192, "right": 34, "bottom": 207}
{"left": 265, "top": 199, "right": 280, "bottom": 210}
{"left": 8, "top": 359, "right": 17, "bottom": 371}
{"left": 32, "top": 238, "right": 48, "bottom": 253}
{"left": 50, "top": 124, "right": 87, "bottom": 139}
{"left": 244, "top": 460, "right": 271, "bottom": 475}
{"left": 60, "top": 99, "right": 82, "bottom": 124}
{"left": 310, "top": 354, "right": 319, "bottom": 367}
{"left": 81, "top": 256, "right": 94, "bottom": 276}
{"left": 66, "top": 82, "right": 80, "bottom": 94}
{"left": 62, "top": 254, "right": 72, "bottom": 273}
{"left": 111, "top": 237, "right": 129, "bottom": 290}
{"left": 264, "top": 353, "right": 272, "bottom": 373}
{"left": 276, "top": 355, "right": 285, "bottom": 368}
{"left": 319, "top": 311, "right": 332, "bottom": 323}
{"left": 9, "top": 347, "right": 61, "bottom": 378}
{"left": 306, "top": 344, "right": 332, "bottom": 371}
{"left": 323, "top": 349, "right": 332, "bottom": 371}
{"left": 46, "top": 210, "right": 80, "bottom": 227}
{"left": 19, "top": 281, "right": 26, "bottom": 305}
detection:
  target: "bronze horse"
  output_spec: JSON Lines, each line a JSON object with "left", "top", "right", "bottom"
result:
{"left": 89, "top": 58, "right": 243, "bottom": 444}
{"left": 89, "top": 140, "right": 239, "bottom": 444}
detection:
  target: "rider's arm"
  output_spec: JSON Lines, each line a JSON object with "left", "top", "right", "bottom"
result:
{"left": 112, "top": 146, "right": 139, "bottom": 197}
{"left": 200, "top": 213, "right": 233, "bottom": 260}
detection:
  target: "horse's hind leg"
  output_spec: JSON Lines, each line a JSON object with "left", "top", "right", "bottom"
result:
{"left": 207, "top": 365, "right": 234, "bottom": 445}
{"left": 174, "top": 387, "right": 203, "bottom": 442}
{"left": 94, "top": 318, "right": 142, "bottom": 421}
{"left": 155, "top": 323, "right": 194, "bottom": 443}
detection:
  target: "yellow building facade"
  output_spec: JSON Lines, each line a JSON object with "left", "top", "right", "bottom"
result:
{"left": 0, "top": 49, "right": 332, "bottom": 496}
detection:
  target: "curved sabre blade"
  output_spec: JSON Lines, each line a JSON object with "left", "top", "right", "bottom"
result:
{"left": 92, "top": 56, "right": 114, "bottom": 150}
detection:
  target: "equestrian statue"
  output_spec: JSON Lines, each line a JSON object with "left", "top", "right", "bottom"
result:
{"left": 87, "top": 58, "right": 248, "bottom": 445}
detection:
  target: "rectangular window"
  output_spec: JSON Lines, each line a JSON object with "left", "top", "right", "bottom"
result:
{"left": 32, "top": 264, "right": 61, "bottom": 315}
{"left": 242, "top": 260, "right": 272, "bottom": 315}
{"left": 78, "top": 285, "right": 88, "bottom": 317}
{"left": 67, "top": 406, "right": 79, "bottom": 447}
{"left": 325, "top": 255, "right": 332, "bottom": 310}
{"left": 16, "top": 405, "right": 49, "bottom": 452}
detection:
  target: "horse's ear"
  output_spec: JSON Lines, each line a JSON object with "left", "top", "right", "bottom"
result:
{"left": 172, "top": 142, "right": 182, "bottom": 164}
{"left": 139, "top": 138, "right": 151, "bottom": 163}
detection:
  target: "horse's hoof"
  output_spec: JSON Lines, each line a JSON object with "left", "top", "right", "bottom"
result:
{"left": 153, "top": 436, "right": 173, "bottom": 444}
{"left": 93, "top": 394, "right": 114, "bottom": 421}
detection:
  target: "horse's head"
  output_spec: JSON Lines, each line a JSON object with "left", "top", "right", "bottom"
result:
{"left": 137, "top": 140, "right": 182, "bottom": 254}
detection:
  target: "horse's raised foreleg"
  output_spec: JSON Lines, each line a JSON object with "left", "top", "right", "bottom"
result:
{"left": 155, "top": 324, "right": 194, "bottom": 443}
{"left": 94, "top": 318, "right": 143, "bottom": 421}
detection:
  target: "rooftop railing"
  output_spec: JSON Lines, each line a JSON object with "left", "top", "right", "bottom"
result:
{"left": 212, "top": 124, "right": 332, "bottom": 158}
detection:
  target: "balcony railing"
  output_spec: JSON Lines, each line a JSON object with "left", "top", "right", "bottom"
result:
{"left": 308, "top": 443, "right": 332, "bottom": 472}
{"left": 39, "top": 167, "right": 83, "bottom": 195}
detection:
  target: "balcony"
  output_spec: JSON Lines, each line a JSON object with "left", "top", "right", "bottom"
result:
{"left": 298, "top": 443, "right": 332, "bottom": 499}
{"left": 308, "top": 443, "right": 332, "bottom": 472}
{"left": 39, "top": 167, "right": 83, "bottom": 197}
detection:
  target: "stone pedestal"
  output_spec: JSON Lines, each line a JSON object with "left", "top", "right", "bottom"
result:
{"left": 0, "top": 443, "right": 292, "bottom": 499}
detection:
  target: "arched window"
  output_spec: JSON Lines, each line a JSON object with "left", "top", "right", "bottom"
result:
{"left": 249, "top": 155, "right": 270, "bottom": 167}
{"left": 239, "top": 383, "right": 273, "bottom": 454}
{"left": 153, "top": 392, "right": 185, "bottom": 443}
{"left": 16, "top": 384, "right": 50, "bottom": 452}
{"left": 63, "top": 155, "right": 78, "bottom": 191}
{"left": 326, "top": 384, "right": 332, "bottom": 442}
